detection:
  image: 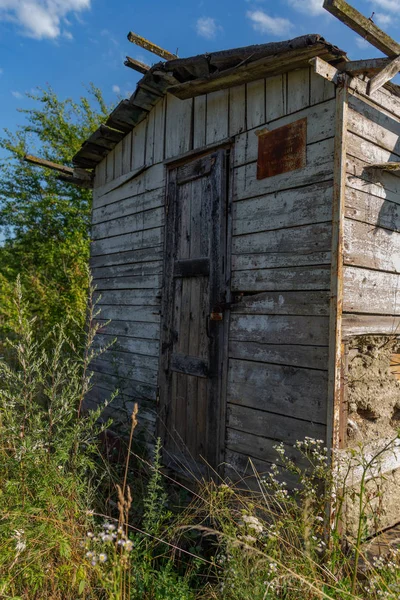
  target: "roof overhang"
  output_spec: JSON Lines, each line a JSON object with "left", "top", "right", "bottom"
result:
{"left": 73, "top": 34, "right": 347, "bottom": 170}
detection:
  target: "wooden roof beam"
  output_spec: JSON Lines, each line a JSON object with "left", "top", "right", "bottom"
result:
{"left": 323, "top": 0, "right": 400, "bottom": 57}
{"left": 124, "top": 55, "right": 150, "bottom": 75}
{"left": 367, "top": 55, "right": 400, "bottom": 95}
{"left": 339, "top": 57, "right": 392, "bottom": 75}
{"left": 127, "top": 31, "right": 177, "bottom": 61}
{"left": 24, "top": 154, "right": 74, "bottom": 176}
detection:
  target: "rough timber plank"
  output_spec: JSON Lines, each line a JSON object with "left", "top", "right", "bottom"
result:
{"left": 90, "top": 370, "right": 157, "bottom": 400}
{"left": 346, "top": 155, "right": 400, "bottom": 198}
{"left": 153, "top": 98, "right": 166, "bottom": 164}
{"left": 230, "top": 314, "right": 329, "bottom": 346}
{"left": 227, "top": 359, "right": 327, "bottom": 423}
{"left": 94, "top": 333, "right": 159, "bottom": 358}
{"left": 226, "top": 428, "right": 303, "bottom": 466}
{"left": 310, "top": 68, "right": 336, "bottom": 104}
{"left": 193, "top": 95, "right": 206, "bottom": 148}
{"left": 345, "top": 186, "right": 400, "bottom": 230}
{"left": 233, "top": 181, "right": 333, "bottom": 235}
{"left": 232, "top": 265, "right": 331, "bottom": 292}
{"left": 343, "top": 266, "right": 400, "bottom": 315}
{"left": 91, "top": 355, "right": 158, "bottom": 385}
{"left": 344, "top": 219, "right": 400, "bottom": 273}
{"left": 265, "top": 74, "right": 287, "bottom": 122}
{"left": 229, "top": 342, "right": 329, "bottom": 371}
{"left": 92, "top": 207, "right": 164, "bottom": 240}
{"left": 232, "top": 222, "right": 332, "bottom": 268}
{"left": 95, "top": 305, "right": 160, "bottom": 324}
{"left": 347, "top": 131, "right": 400, "bottom": 165}
{"left": 231, "top": 290, "right": 330, "bottom": 316}
{"left": 92, "top": 187, "right": 164, "bottom": 225}
{"left": 227, "top": 403, "right": 327, "bottom": 444}
{"left": 246, "top": 79, "right": 265, "bottom": 129}
{"left": 287, "top": 68, "right": 310, "bottom": 114}
{"left": 349, "top": 80, "right": 400, "bottom": 121}
{"left": 90, "top": 246, "right": 163, "bottom": 269}
{"left": 234, "top": 137, "right": 335, "bottom": 201}
{"left": 234, "top": 100, "right": 336, "bottom": 167}
{"left": 94, "top": 163, "right": 165, "bottom": 208}
{"left": 131, "top": 119, "right": 147, "bottom": 171}
{"left": 229, "top": 84, "right": 246, "bottom": 136}
{"left": 342, "top": 314, "right": 400, "bottom": 336}
{"left": 92, "top": 274, "right": 161, "bottom": 290}
{"left": 348, "top": 100, "right": 400, "bottom": 156}
{"left": 95, "top": 289, "right": 161, "bottom": 307}
{"left": 165, "top": 94, "right": 192, "bottom": 159}
{"left": 206, "top": 89, "right": 229, "bottom": 145}
{"left": 91, "top": 260, "right": 162, "bottom": 280}
{"left": 91, "top": 227, "right": 163, "bottom": 256}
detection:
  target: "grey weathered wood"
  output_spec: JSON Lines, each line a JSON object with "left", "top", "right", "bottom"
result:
{"left": 227, "top": 359, "right": 327, "bottom": 423}
{"left": 231, "top": 265, "right": 331, "bottom": 292}
{"left": 92, "top": 187, "right": 164, "bottom": 225}
{"left": 342, "top": 314, "right": 400, "bottom": 336}
{"left": 345, "top": 186, "right": 400, "bottom": 231}
{"left": 94, "top": 163, "right": 165, "bottom": 208}
{"left": 91, "top": 227, "right": 163, "bottom": 256}
{"left": 233, "top": 181, "right": 333, "bottom": 235}
{"left": 92, "top": 207, "right": 164, "bottom": 240}
{"left": 232, "top": 222, "right": 332, "bottom": 268}
{"left": 230, "top": 314, "right": 329, "bottom": 346}
{"left": 90, "top": 246, "right": 163, "bottom": 269}
{"left": 348, "top": 98, "right": 400, "bottom": 156}
{"left": 229, "top": 84, "right": 246, "bottom": 136}
{"left": 346, "top": 155, "right": 400, "bottom": 198}
{"left": 193, "top": 95, "right": 206, "bottom": 148}
{"left": 246, "top": 79, "right": 265, "bottom": 129}
{"left": 90, "top": 369, "right": 157, "bottom": 400}
{"left": 95, "top": 305, "right": 160, "bottom": 324}
{"left": 94, "top": 288, "right": 161, "bottom": 306}
{"left": 347, "top": 131, "right": 400, "bottom": 165}
{"left": 170, "top": 354, "right": 208, "bottom": 378}
{"left": 94, "top": 333, "right": 159, "bottom": 357}
{"left": 226, "top": 428, "right": 304, "bottom": 467}
{"left": 174, "top": 258, "right": 209, "bottom": 277}
{"left": 234, "top": 137, "right": 335, "bottom": 201}
{"left": 165, "top": 94, "right": 193, "bottom": 159}
{"left": 344, "top": 219, "right": 400, "bottom": 274}
{"left": 206, "top": 89, "right": 229, "bottom": 145}
{"left": 91, "top": 260, "right": 162, "bottom": 280}
{"left": 229, "top": 342, "right": 329, "bottom": 371}
{"left": 310, "top": 68, "right": 336, "bottom": 104}
{"left": 227, "top": 403, "right": 326, "bottom": 445}
{"left": 92, "top": 274, "right": 161, "bottom": 290}
{"left": 265, "top": 74, "right": 287, "bottom": 121}
{"left": 343, "top": 266, "right": 400, "bottom": 315}
{"left": 287, "top": 68, "right": 310, "bottom": 114}
{"left": 231, "top": 290, "right": 330, "bottom": 316}
{"left": 340, "top": 57, "right": 393, "bottom": 75}
{"left": 234, "top": 99, "right": 336, "bottom": 167}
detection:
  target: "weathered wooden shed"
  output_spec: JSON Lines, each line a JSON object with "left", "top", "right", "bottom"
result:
{"left": 66, "top": 12, "right": 400, "bottom": 528}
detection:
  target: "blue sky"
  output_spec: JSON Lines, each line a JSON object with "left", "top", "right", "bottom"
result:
{"left": 0, "top": 0, "right": 398, "bottom": 138}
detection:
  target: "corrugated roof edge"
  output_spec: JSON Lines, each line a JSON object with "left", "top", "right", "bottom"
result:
{"left": 73, "top": 34, "right": 347, "bottom": 169}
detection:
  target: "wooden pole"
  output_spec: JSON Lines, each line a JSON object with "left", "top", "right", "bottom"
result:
{"left": 24, "top": 154, "right": 74, "bottom": 176}
{"left": 124, "top": 56, "right": 150, "bottom": 75}
{"left": 127, "top": 32, "right": 177, "bottom": 61}
{"left": 323, "top": 0, "right": 400, "bottom": 57}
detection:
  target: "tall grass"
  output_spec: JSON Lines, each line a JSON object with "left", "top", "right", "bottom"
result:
{"left": 1, "top": 280, "right": 400, "bottom": 599}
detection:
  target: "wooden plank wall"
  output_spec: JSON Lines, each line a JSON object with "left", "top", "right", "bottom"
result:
{"left": 88, "top": 67, "right": 337, "bottom": 467}
{"left": 226, "top": 67, "right": 336, "bottom": 476}
{"left": 342, "top": 80, "right": 400, "bottom": 337}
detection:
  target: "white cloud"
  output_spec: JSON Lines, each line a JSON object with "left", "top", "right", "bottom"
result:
{"left": 196, "top": 16, "right": 220, "bottom": 39}
{"left": 246, "top": 10, "right": 293, "bottom": 36}
{"left": 63, "top": 30, "right": 73, "bottom": 40}
{"left": 370, "top": 0, "right": 399, "bottom": 12}
{"left": 355, "top": 36, "right": 372, "bottom": 49}
{"left": 112, "top": 85, "right": 121, "bottom": 94}
{"left": 375, "top": 12, "right": 393, "bottom": 26}
{"left": 0, "top": 0, "right": 90, "bottom": 40}
{"left": 11, "top": 91, "right": 23, "bottom": 99}
{"left": 287, "top": 0, "right": 324, "bottom": 16}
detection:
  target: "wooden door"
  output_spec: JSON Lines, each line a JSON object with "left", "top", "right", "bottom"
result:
{"left": 159, "top": 150, "right": 228, "bottom": 476}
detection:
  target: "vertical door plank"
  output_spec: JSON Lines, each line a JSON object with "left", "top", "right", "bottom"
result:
{"left": 145, "top": 109, "right": 155, "bottom": 166}
{"left": 95, "top": 157, "right": 107, "bottom": 188}
{"left": 113, "top": 138, "right": 123, "bottom": 179}
{"left": 105, "top": 148, "right": 114, "bottom": 183}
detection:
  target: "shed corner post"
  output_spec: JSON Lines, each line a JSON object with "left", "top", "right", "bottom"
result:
{"left": 327, "top": 74, "right": 349, "bottom": 460}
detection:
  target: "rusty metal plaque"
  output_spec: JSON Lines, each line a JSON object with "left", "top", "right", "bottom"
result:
{"left": 257, "top": 117, "right": 307, "bottom": 180}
